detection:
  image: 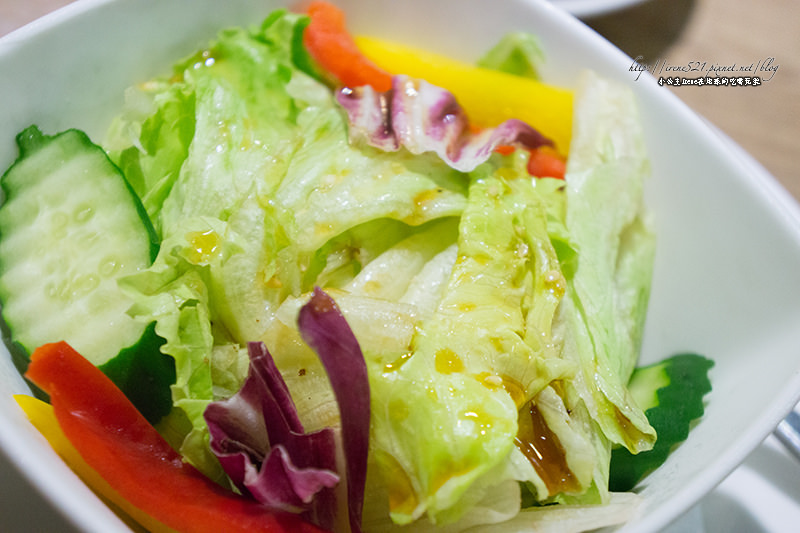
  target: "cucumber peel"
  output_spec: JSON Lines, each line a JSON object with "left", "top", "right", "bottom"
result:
{"left": 99, "top": 322, "right": 174, "bottom": 424}
{"left": 609, "top": 353, "right": 714, "bottom": 491}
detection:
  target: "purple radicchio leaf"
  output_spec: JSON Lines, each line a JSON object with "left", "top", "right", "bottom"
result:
{"left": 336, "top": 74, "right": 553, "bottom": 172}
{"left": 204, "top": 342, "right": 340, "bottom": 530}
{"left": 298, "top": 287, "right": 370, "bottom": 533}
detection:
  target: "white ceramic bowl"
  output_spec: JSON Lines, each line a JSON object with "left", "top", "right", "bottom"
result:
{"left": 2, "top": 1, "right": 800, "bottom": 532}
{"left": 551, "top": 0, "right": 648, "bottom": 18}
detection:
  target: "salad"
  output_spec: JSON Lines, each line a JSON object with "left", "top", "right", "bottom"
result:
{"left": 0, "top": 2, "right": 713, "bottom": 532}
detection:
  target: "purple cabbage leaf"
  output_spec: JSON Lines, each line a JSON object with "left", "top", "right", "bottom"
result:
{"left": 204, "top": 288, "right": 370, "bottom": 533}
{"left": 336, "top": 74, "right": 553, "bottom": 172}
{"left": 298, "top": 288, "right": 371, "bottom": 533}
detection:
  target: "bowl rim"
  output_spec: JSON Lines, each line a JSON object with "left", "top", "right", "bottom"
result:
{"left": 551, "top": 0, "right": 648, "bottom": 18}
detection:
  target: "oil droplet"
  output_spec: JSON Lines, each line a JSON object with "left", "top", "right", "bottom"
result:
{"left": 413, "top": 188, "right": 443, "bottom": 207}
{"left": 435, "top": 348, "right": 465, "bottom": 374}
{"left": 425, "top": 383, "right": 439, "bottom": 402}
{"left": 363, "top": 280, "right": 382, "bottom": 295}
{"left": 263, "top": 274, "right": 283, "bottom": 289}
{"left": 383, "top": 352, "right": 413, "bottom": 373}
{"left": 461, "top": 409, "right": 493, "bottom": 435}
{"left": 495, "top": 167, "right": 517, "bottom": 181}
{"left": 478, "top": 372, "right": 504, "bottom": 390}
{"left": 615, "top": 406, "right": 633, "bottom": 433}
{"left": 543, "top": 269, "right": 566, "bottom": 298}
{"left": 472, "top": 253, "right": 491, "bottom": 266}
{"left": 314, "top": 222, "right": 335, "bottom": 239}
{"left": 457, "top": 302, "right": 476, "bottom": 312}
{"left": 185, "top": 229, "right": 221, "bottom": 264}
{"left": 489, "top": 336, "right": 506, "bottom": 352}
{"left": 430, "top": 455, "right": 473, "bottom": 493}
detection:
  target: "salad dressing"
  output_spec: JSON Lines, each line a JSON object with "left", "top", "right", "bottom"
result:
{"left": 382, "top": 351, "right": 413, "bottom": 373}
{"left": 434, "top": 347, "right": 464, "bottom": 374}
{"left": 185, "top": 229, "right": 222, "bottom": 264}
{"left": 382, "top": 453, "right": 419, "bottom": 516}
{"left": 515, "top": 402, "right": 580, "bottom": 496}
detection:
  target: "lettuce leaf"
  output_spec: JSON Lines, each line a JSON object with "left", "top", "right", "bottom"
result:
{"left": 367, "top": 164, "right": 582, "bottom": 525}
{"left": 117, "top": 217, "right": 221, "bottom": 478}
{"left": 104, "top": 8, "right": 659, "bottom": 529}
{"left": 476, "top": 32, "right": 545, "bottom": 80}
{"left": 108, "top": 8, "right": 471, "bottom": 490}
{"left": 557, "top": 71, "right": 656, "bottom": 456}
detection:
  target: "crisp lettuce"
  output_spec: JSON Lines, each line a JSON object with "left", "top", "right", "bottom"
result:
{"left": 109, "top": 10, "right": 468, "bottom": 483}
{"left": 558, "top": 71, "right": 656, "bottom": 455}
{"left": 477, "top": 32, "right": 546, "bottom": 79}
{"left": 102, "top": 8, "right": 657, "bottom": 531}
{"left": 367, "top": 164, "right": 578, "bottom": 525}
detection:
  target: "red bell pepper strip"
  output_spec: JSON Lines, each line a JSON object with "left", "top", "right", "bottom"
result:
{"left": 303, "top": 1, "right": 393, "bottom": 91}
{"left": 25, "top": 341, "right": 326, "bottom": 533}
{"left": 527, "top": 146, "right": 566, "bottom": 180}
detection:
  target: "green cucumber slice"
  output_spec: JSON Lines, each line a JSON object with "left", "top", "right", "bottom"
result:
{"left": 609, "top": 353, "right": 714, "bottom": 491}
{"left": 99, "top": 322, "right": 174, "bottom": 423}
{"left": 0, "top": 125, "right": 159, "bottom": 366}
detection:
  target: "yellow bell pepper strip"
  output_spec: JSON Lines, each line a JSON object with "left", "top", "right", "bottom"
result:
{"left": 303, "top": 1, "right": 393, "bottom": 91}
{"left": 23, "top": 341, "right": 327, "bottom": 533}
{"left": 353, "top": 35, "right": 574, "bottom": 155}
{"left": 14, "top": 394, "right": 174, "bottom": 533}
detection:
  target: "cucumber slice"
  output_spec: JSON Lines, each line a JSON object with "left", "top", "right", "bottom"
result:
{"left": 608, "top": 353, "right": 714, "bottom": 491}
{"left": 0, "top": 125, "right": 159, "bottom": 366}
{"left": 99, "top": 322, "right": 174, "bottom": 423}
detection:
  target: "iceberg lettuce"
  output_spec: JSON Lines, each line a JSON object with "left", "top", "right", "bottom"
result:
{"left": 366, "top": 164, "right": 576, "bottom": 525}
{"left": 110, "top": 9, "right": 468, "bottom": 482}
{"left": 558, "top": 71, "right": 656, "bottom": 455}
{"left": 104, "top": 8, "right": 655, "bottom": 531}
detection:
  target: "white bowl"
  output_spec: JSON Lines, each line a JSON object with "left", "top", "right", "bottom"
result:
{"left": 2, "top": 0, "right": 800, "bottom": 532}
{"left": 550, "top": 0, "right": 648, "bottom": 18}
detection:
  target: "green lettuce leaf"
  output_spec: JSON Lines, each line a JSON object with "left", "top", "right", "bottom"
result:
{"left": 105, "top": 81, "right": 196, "bottom": 234}
{"left": 117, "top": 217, "right": 220, "bottom": 478}
{"left": 367, "top": 164, "right": 579, "bottom": 525}
{"left": 557, "top": 70, "right": 657, "bottom": 459}
{"left": 106, "top": 9, "right": 471, "bottom": 484}
{"left": 476, "top": 32, "right": 545, "bottom": 80}
{"left": 102, "top": 8, "right": 659, "bottom": 527}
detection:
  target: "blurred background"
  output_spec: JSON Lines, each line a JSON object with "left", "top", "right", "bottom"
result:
{"left": 2, "top": 0, "right": 798, "bottom": 199}
{"left": 583, "top": 0, "right": 799, "bottom": 200}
